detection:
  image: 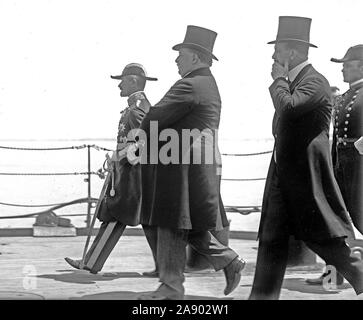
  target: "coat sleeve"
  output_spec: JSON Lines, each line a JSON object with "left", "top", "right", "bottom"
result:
{"left": 269, "top": 76, "right": 327, "bottom": 120}
{"left": 140, "top": 79, "right": 194, "bottom": 131}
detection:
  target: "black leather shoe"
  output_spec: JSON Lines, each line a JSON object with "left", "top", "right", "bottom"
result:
{"left": 223, "top": 257, "right": 246, "bottom": 295}
{"left": 305, "top": 272, "right": 344, "bottom": 286}
{"left": 64, "top": 257, "right": 98, "bottom": 274}
{"left": 64, "top": 257, "right": 81, "bottom": 270}
{"left": 142, "top": 269, "right": 159, "bottom": 277}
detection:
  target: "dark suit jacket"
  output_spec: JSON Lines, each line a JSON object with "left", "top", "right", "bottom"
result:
{"left": 259, "top": 64, "right": 354, "bottom": 241}
{"left": 139, "top": 67, "right": 228, "bottom": 231}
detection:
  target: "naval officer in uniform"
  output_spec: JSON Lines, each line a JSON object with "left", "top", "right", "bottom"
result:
{"left": 65, "top": 63, "right": 159, "bottom": 276}
{"left": 307, "top": 45, "right": 363, "bottom": 285}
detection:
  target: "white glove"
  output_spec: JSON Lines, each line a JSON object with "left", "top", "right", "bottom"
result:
{"left": 354, "top": 136, "right": 363, "bottom": 155}
{"left": 127, "top": 140, "right": 145, "bottom": 165}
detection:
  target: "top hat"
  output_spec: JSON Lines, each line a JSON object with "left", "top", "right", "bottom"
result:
{"left": 331, "top": 45, "right": 363, "bottom": 63}
{"left": 268, "top": 16, "right": 317, "bottom": 48}
{"left": 110, "top": 63, "right": 158, "bottom": 81}
{"left": 172, "top": 25, "right": 218, "bottom": 61}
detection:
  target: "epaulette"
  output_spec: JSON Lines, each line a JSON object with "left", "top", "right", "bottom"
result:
{"left": 128, "top": 91, "right": 146, "bottom": 107}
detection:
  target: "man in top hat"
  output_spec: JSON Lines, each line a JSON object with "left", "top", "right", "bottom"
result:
{"left": 65, "top": 63, "right": 159, "bottom": 276}
{"left": 307, "top": 45, "right": 363, "bottom": 285}
{"left": 138, "top": 25, "right": 245, "bottom": 300}
{"left": 249, "top": 16, "right": 363, "bottom": 300}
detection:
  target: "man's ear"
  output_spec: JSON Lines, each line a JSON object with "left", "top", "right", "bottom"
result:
{"left": 192, "top": 52, "right": 200, "bottom": 64}
{"left": 289, "top": 49, "right": 297, "bottom": 62}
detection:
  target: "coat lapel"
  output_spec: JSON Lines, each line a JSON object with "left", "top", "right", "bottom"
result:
{"left": 289, "top": 64, "right": 312, "bottom": 92}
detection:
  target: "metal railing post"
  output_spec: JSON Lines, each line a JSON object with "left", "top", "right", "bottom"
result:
{"left": 86, "top": 145, "right": 92, "bottom": 228}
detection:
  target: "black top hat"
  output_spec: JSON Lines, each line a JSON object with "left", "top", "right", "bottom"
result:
{"left": 172, "top": 25, "right": 218, "bottom": 61}
{"left": 331, "top": 45, "right": 363, "bottom": 63}
{"left": 110, "top": 63, "right": 158, "bottom": 81}
{"left": 268, "top": 16, "right": 317, "bottom": 48}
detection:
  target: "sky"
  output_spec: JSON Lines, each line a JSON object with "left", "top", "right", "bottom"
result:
{"left": 0, "top": 0, "right": 362, "bottom": 141}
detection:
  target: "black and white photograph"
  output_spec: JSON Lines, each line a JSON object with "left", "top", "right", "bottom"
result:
{"left": 0, "top": 0, "right": 362, "bottom": 308}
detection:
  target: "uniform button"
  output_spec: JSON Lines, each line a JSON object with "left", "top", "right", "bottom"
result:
{"left": 335, "top": 128, "right": 338, "bottom": 131}
{"left": 345, "top": 121, "right": 349, "bottom": 124}
{"left": 344, "top": 134, "right": 347, "bottom": 138}
{"left": 343, "top": 142, "right": 347, "bottom": 146}
{"left": 348, "top": 107, "right": 352, "bottom": 111}
{"left": 344, "top": 128, "right": 348, "bottom": 131}
{"left": 346, "top": 114, "right": 350, "bottom": 117}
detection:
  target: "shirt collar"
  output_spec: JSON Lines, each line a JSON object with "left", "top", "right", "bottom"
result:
{"left": 350, "top": 78, "right": 363, "bottom": 89}
{"left": 288, "top": 60, "right": 310, "bottom": 82}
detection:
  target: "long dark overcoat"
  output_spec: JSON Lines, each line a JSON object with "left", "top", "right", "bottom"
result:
{"left": 259, "top": 64, "right": 354, "bottom": 241}
{"left": 98, "top": 92, "right": 150, "bottom": 226}
{"left": 139, "top": 67, "right": 228, "bottom": 231}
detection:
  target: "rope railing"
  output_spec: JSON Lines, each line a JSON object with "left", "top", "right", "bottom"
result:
{"left": 221, "top": 150, "right": 272, "bottom": 156}
{"left": 222, "top": 177, "right": 266, "bottom": 181}
{"left": 0, "top": 143, "right": 272, "bottom": 221}
{"left": 0, "top": 171, "right": 103, "bottom": 177}
{"left": 0, "top": 198, "right": 98, "bottom": 219}
{"left": 0, "top": 144, "right": 112, "bottom": 152}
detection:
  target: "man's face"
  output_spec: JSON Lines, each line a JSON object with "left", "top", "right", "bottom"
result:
{"left": 175, "top": 48, "right": 195, "bottom": 77}
{"left": 342, "top": 60, "right": 363, "bottom": 84}
{"left": 272, "top": 42, "right": 290, "bottom": 67}
{"left": 118, "top": 75, "right": 135, "bottom": 97}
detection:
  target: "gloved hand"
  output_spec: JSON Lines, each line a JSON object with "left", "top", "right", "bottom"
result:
{"left": 354, "top": 136, "right": 363, "bottom": 155}
{"left": 127, "top": 140, "right": 145, "bottom": 165}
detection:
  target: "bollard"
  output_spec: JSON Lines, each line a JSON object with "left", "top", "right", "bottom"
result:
{"left": 186, "top": 221, "right": 230, "bottom": 271}
{"left": 287, "top": 237, "right": 316, "bottom": 266}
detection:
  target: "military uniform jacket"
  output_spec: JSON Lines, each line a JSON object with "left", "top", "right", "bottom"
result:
{"left": 139, "top": 67, "right": 228, "bottom": 231}
{"left": 259, "top": 64, "right": 354, "bottom": 241}
{"left": 98, "top": 91, "right": 150, "bottom": 226}
{"left": 332, "top": 81, "right": 363, "bottom": 162}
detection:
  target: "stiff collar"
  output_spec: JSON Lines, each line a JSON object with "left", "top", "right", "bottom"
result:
{"left": 350, "top": 78, "right": 363, "bottom": 90}
{"left": 127, "top": 91, "right": 145, "bottom": 106}
{"left": 182, "top": 67, "right": 212, "bottom": 79}
{"left": 288, "top": 60, "right": 310, "bottom": 83}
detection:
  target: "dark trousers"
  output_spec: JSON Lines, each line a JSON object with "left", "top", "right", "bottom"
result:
{"left": 249, "top": 237, "right": 363, "bottom": 299}
{"left": 250, "top": 167, "right": 363, "bottom": 299}
{"left": 156, "top": 227, "right": 238, "bottom": 298}
{"left": 83, "top": 221, "right": 158, "bottom": 273}
{"left": 335, "top": 144, "right": 363, "bottom": 235}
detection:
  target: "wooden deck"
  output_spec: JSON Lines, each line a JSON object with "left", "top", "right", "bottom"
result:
{"left": 0, "top": 234, "right": 360, "bottom": 300}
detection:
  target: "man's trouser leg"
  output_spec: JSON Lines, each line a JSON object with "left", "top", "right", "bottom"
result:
{"left": 187, "top": 230, "right": 238, "bottom": 271}
{"left": 84, "top": 221, "right": 126, "bottom": 273}
{"left": 249, "top": 239, "right": 289, "bottom": 300}
{"left": 142, "top": 224, "right": 158, "bottom": 270}
{"left": 156, "top": 227, "right": 187, "bottom": 299}
{"left": 249, "top": 165, "right": 290, "bottom": 300}
{"left": 306, "top": 238, "right": 363, "bottom": 295}
{"left": 335, "top": 147, "right": 363, "bottom": 235}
